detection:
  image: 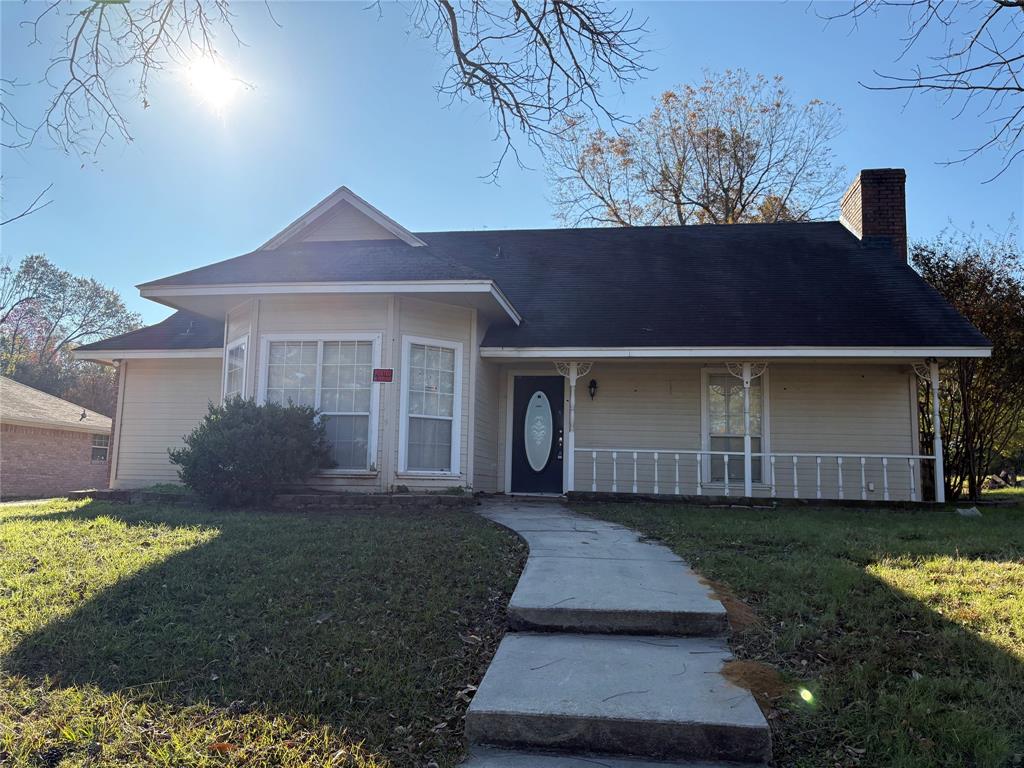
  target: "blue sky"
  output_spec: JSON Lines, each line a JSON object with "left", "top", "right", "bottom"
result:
{"left": 2, "top": 1, "right": 1021, "bottom": 324}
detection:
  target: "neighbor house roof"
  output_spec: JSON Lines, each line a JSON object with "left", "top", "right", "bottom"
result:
{"left": 116, "top": 221, "right": 989, "bottom": 354}
{"left": 0, "top": 377, "right": 112, "bottom": 434}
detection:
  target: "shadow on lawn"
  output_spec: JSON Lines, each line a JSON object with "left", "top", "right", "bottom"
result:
{"left": 581, "top": 504, "right": 1024, "bottom": 768}
{"left": 3, "top": 501, "right": 521, "bottom": 761}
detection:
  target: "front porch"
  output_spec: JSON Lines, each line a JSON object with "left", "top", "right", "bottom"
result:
{"left": 486, "top": 357, "right": 947, "bottom": 503}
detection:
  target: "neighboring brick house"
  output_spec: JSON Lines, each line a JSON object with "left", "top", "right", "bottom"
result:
{"left": 0, "top": 376, "right": 112, "bottom": 499}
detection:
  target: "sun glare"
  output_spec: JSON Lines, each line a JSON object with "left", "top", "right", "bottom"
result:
{"left": 185, "top": 58, "right": 243, "bottom": 115}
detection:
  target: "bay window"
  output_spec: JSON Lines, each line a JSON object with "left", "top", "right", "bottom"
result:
{"left": 223, "top": 337, "right": 247, "bottom": 400}
{"left": 704, "top": 371, "right": 766, "bottom": 483}
{"left": 260, "top": 335, "right": 379, "bottom": 471}
{"left": 400, "top": 337, "right": 462, "bottom": 474}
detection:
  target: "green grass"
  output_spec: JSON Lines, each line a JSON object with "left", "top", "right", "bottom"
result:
{"left": 983, "top": 485, "right": 1024, "bottom": 500}
{"left": 0, "top": 498, "right": 525, "bottom": 767}
{"left": 578, "top": 502, "right": 1024, "bottom": 768}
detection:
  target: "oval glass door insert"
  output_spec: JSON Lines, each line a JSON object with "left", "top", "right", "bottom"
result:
{"left": 524, "top": 391, "right": 554, "bottom": 472}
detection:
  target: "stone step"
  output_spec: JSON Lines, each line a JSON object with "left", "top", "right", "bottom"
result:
{"left": 465, "top": 633, "right": 770, "bottom": 764}
{"left": 463, "top": 747, "right": 767, "bottom": 768}
{"left": 508, "top": 555, "right": 727, "bottom": 636}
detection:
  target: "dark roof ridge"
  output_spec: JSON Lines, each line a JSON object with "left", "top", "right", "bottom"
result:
{"left": 415, "top": 220, "right": 847, "bottom": 237}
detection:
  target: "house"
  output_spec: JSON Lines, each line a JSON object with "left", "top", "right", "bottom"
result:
{"left": 0, "top": 377, "right": 112, "bottom": 499}
{"left": 75, "top": 169, "right": 989, "bottom": 502}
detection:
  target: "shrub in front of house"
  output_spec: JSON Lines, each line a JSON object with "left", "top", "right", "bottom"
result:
{"left": 169, "top": 398, "right": 331, "bottom": 507}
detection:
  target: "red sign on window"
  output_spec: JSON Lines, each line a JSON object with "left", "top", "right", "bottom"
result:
{"left": 372, "top": 368, "right": 394, "bottom": 383}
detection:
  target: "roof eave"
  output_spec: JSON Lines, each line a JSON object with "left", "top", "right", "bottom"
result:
{"left": 139, "top": 280, "right": 522, "bottom": 326}
{"left": 479, "top": 345, "right": 993, "bottom": 360}
{"left": 73, "top": 348, "right": 224, "bottom": 363}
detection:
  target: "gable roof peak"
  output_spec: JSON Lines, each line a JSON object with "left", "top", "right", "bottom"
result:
{"left": 261, "top": 186, "right": 427, "bottom": 249}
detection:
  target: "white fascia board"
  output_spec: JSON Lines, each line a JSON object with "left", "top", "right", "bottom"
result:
{"left": 140, "top": 280, "right": 522, "bottom": 325}
{"left": 479, "top": 346, "right": 993, "bottom": 359}
{"left": 73, "top": 348, "right": 223, "bottom": 362}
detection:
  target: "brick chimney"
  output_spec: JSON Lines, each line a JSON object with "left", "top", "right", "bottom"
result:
{"left": 839, "top": 168, "right": 907, "bottom": 261}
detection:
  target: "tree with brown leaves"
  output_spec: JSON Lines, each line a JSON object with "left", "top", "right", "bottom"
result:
{"left": 913, "top": 230, "right": 1024, "bottom": 500}
{"left": 548, "top": 70, "right": 846, "bottom": 227}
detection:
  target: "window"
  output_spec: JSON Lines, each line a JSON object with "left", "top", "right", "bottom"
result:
{"left": 401, "top": 337, "right": 462, "bottom": 473}
{"left": 261, "top": 336, "right": 378, "bottom": 471}
{"left": 224, "top": 337, "right": 247, "bottom": 400}
{"left": 705, "top": 372, "right": 764, "bottom": 483}
{"left": 91, "top": 434, "right": 109, "bottom": 462}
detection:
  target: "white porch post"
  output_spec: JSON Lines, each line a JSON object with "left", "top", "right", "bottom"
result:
{"left": 930, "top": 360, "right": 946, "bottom": 503}
{"left": 742, "top": 362, "right": 753, "bottom": 498}
{"left": 555, "top": 361, "right": 592, "bottom": 494}
{"left": 567, "top": 362, "right": 578, "bottom": 492}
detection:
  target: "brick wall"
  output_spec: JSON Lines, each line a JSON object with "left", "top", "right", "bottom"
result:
{"left": 0, "top": 423, "right": 111, "bottom": 499}
{"left": 839, "top": 168, "right": 907, "bottom": 262}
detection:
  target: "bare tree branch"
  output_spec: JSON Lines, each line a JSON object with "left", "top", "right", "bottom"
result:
{"left": 4, "top": 1, "right": 648, "bottom": 178}
{"left": 0, "top": 182, "right": 55, "bottom": 227}
{"left": 823, "top": 1, "right": 1024, "bottom": 178}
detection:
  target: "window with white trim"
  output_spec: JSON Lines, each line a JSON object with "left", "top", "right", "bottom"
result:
{"left": 706, "top": 373, "right": 763, "bottom": 483}
{"left": 91, "top": 434, "right": 109, "bottom": 462}
{"left": 224, "top": 337, "right": 247, "bottom": 400}
{"left": 264, "top": 339, "right": 375, "bottom": 470}
{"left": 403, "top": 340, "right": 460, "bottom": 473}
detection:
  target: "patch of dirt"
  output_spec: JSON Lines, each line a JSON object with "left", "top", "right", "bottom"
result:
{"left": 698, "top": 576, "right": 759, "bottom": 631}
{"left": 722, "top": 658, "right": 792, "bottom": 712}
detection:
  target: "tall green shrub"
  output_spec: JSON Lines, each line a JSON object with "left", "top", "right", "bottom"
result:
{"left": 169, "top": 399, "right": 331, "bottom": 507}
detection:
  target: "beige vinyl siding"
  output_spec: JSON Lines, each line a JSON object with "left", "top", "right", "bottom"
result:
{"left": 396, "top": 297, "right": 473, "bottom": 490}
{"left": 256, "top": 294, "right": 388, "bottom": 334}
{"left": 574, "top": 364, "right": 700, "bottom": 493}
{"left": 769, "top": 364, "right": 918, "bottom": 500}
{"left": 300, "top": 201, "right": 397, "bottom": 242}
{"left": 112, "top": 358, "right": 221, "bottom": 488}
{"left": 473, "top": 321, "right": 500, "bottom": 492}
{"left": 225, "top": 302, "right": 251, "bottom": 343}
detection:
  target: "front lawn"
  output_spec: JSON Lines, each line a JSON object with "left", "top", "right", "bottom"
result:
{"left": 0, "top": 498, "right": 525, "bottom": 767}
{"left": 578, "top": 502, "right": 1024, "bottom": 768}
{"left": 983, "top": 485, "right": 1024, "bottom": 501}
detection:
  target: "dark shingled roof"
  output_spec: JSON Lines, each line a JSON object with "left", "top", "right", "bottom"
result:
{"left": 77, "top": 310, "right": 223, "bottom": 352}
{"left": 421, "top": 223, "right": 989, "bottom": 349}
{"left": 89, "top": 221, "right": 988, "bottom": 352}
{"left": 139, "top": 241, "right": 489, "bottom": 287}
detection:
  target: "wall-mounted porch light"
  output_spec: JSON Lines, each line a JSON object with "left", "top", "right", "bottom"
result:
{"left": 588, "top": 379, "right": 598, "bottom": 399}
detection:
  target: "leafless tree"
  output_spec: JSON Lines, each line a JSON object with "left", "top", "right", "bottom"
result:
{"left": 2, "top": 1, "right": 646, "bottom": 176}
{"left": 548, "top": 70, "right": 846, "bottom": 227}
{"left": 824, "top": 1, "right": 1024, "bottom": 178}
{"left": 408, "top": 1, "right": 646, "bottom": 174}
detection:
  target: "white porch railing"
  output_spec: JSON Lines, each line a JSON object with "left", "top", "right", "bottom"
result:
{"left": 576, "top": 448, "right": 936, "bottom": 502}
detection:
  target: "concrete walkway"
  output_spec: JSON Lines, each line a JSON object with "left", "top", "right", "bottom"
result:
{"left": 464, "top": 499, "right": 771, "bottom": 767}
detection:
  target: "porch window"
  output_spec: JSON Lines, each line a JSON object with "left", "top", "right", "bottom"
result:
{"left": 706, "top": 373, "right": 763, "bottom": 483}
{"left": 263, "top": 338, "right": 377, "bottom": 471}
{"left": 401, "top": 337, "right": 462, "bottom": 474}
{"left": 91, "top": 434, "right": 109, "bottom": 462}
{"left": 223, "top": 337, "right": 247, "bottom": 400}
